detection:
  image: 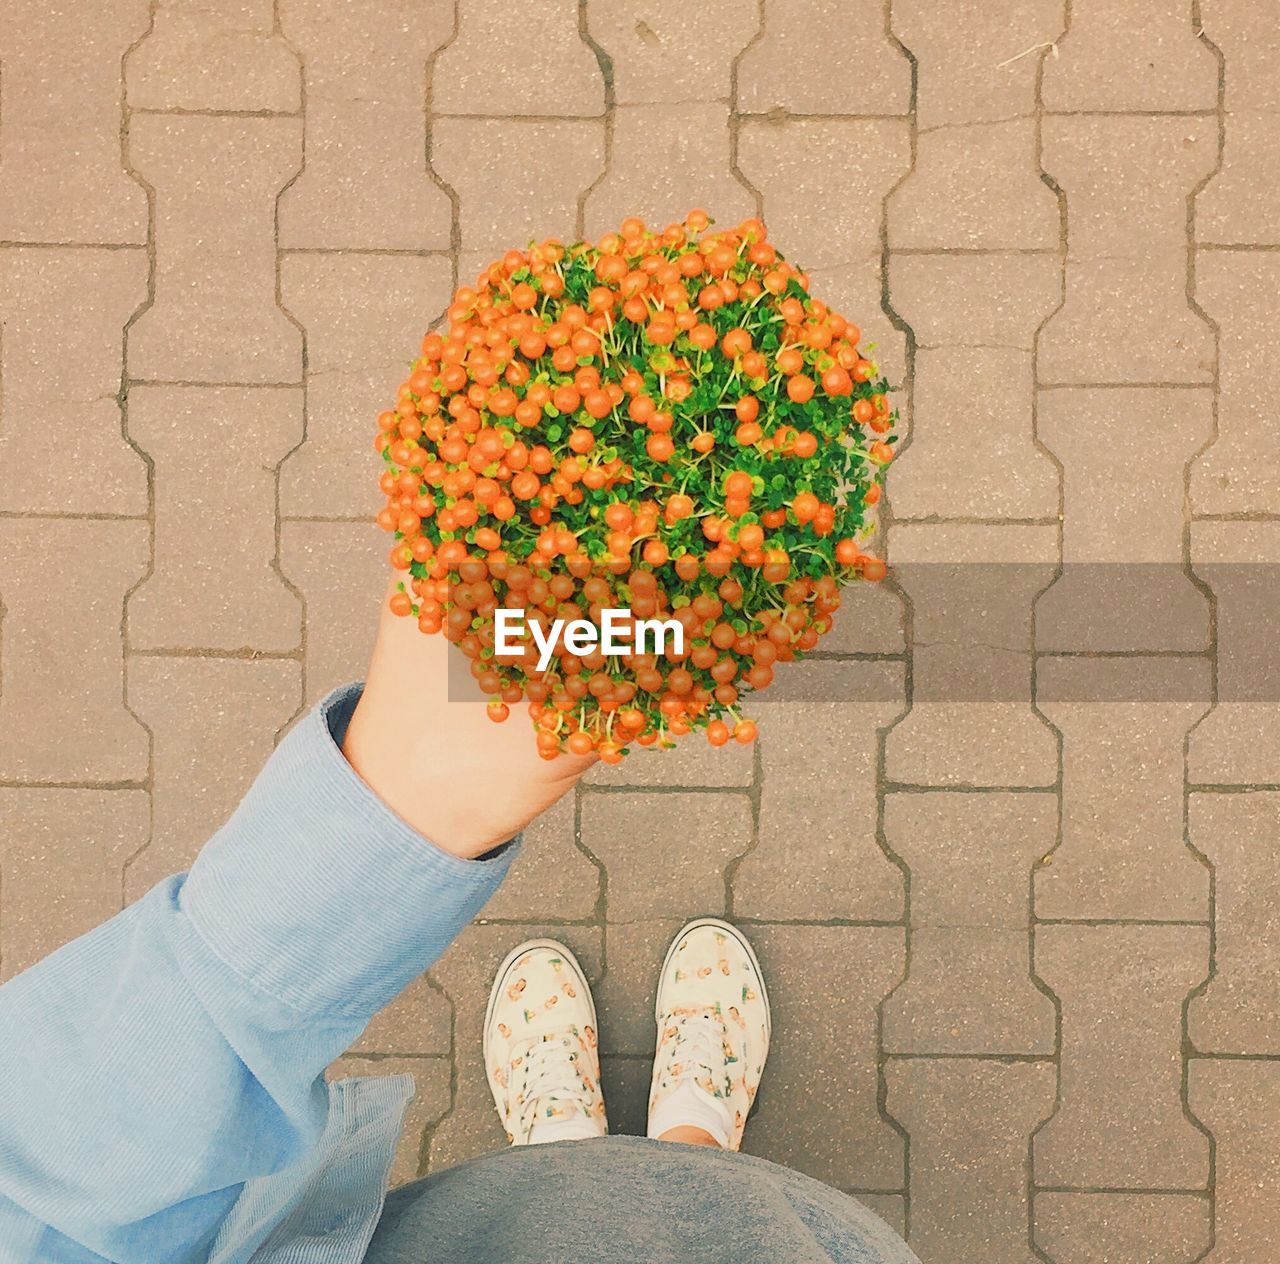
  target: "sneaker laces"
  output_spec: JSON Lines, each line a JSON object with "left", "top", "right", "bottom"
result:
{"left": 511, "top": 1033, "right": 593, "bottom": 1142}
{"left": 662, "top": 1009, "right": 731, "bottom": 1096}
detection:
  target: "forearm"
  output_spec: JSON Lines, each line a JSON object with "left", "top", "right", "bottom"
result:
{"left": 0, "top": 684, "right": 515, "bottom": 1263}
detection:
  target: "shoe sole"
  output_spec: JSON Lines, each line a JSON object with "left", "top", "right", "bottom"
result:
{"left": 483, "top": 937, "right": 599, "bottom": 1064}
{"left": 654, "top": 917, "right": 772, "bottom": 1059}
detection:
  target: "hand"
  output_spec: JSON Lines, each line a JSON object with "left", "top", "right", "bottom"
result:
{"left": 342, "top": 592, "right": 596, "bottom": 859}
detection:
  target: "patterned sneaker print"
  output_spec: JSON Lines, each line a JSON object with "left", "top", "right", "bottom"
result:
{"left": 648, "top": 919, "right": 771, "bottom": 1151}
{"left": 484, "top": 939, "right": 607, "bottom": 1146}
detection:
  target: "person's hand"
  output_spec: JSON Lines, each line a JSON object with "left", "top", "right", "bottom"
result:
{"left": 342, "top": 592, "right": 596, "bottom": 859}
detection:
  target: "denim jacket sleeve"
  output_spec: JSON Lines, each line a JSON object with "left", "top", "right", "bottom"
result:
{"left": 0, "top": 683, "right": 515, "bottom": 1263}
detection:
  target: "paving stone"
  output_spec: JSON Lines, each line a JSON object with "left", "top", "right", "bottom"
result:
{"left": 279, "top": 520, "right": 384, "bottom": 705}
{"left": 327, "top": 1055, "right": 451, "bottom": 1187}
{"left": 125, "top": 0, "right": 301, "bottom": 113}
{"left": 123, "top": 656, "right": 299, "bottom": 901}
{"left": 1188, "top": 522, "right": 1280, "bottom": 784}
{"left": 817, "top": 581, "right": 905, "bottom": 657}
{"left": 1191, "top": 254, "right": 1280, "bottom": 515}
{"left": 1035, "top": 658, "right": 1210, "bottom": 922}
{"left": 856, "top": 1195, "right": 907, "bottom": 1239}
{"left": 0, "top": 0, "right": 149, "bottom": 244}
{"left": 126, "top": 114, "right": 303, "bottom": 384}
{"left": 886, "top": 1058, "right": 1056, "bottom": 1263}
{"left": 1197, "top": 1, "right": 1280, "bottom": 246}
{"left": 279, "top": 254, "right": 452, "bottom": 519}
{"left": 883, "top": 792, "right": 1057, "bottom": 1055}
{"left": 585, "top": 104, "right": 755, "bottom": 239}
{"left": 884, "top": 525, "right": 1058, "bottom": 788}
{"left": 583, "top": 733, "right": 753, "bottom": 789}
{"left": 1189, "top": 1058, "right": 1280, "bottom": 1262}
{"left": 582, "top": 790, "right": 751, "bottom": 922}
{"left": 0, "top": 789, "right": 148, "bottom": 981}
{"left": 484, "top": 789, "right": 601, "bottom": 922}
{"left": 597, "top": 918, "right": 688, "bottom": 1057}
{"left": 1033, "top": 924, "right": 1210, "bottom": 1190}
{"left": 887, "top": 254, "right": 1061, "bottom": 520}
{"left": 0, "top": 247, "right": 148, "bottom": 515}
{"left": 349, "top": 974, "right": 451, "bottom": 1059}
{"left": 598, "top": 1054, "right": 650, "bottom": 1136}
{"left": 427, "top": 922, "right": 603, "bottom": 1171}
{"left": 742, "top": 925, "right": 905, "bottom": 1190}
{"left": 1186, "top": 793, "right": 1280, "bottom": 1054}
{"left": 737, "top": 0, "right": 911, "bottom": 117}
{"left": 1037, "top": 387, "right": 1211, "bottom": 653}
{"left": 733, "top": 661, "right": 905, "bottom": 922}
{"left": 738, "top": 117, "right": 911, "bottom": 386}
{"left": 1042, "top": 0, "right": 1219, "bottom": 112}
{"left": 1038, "top": 116, "right": 1217, "bottom": 385}
{"left": 433, "top": 117, "right": 605, "bottom": 285}
{"left": 277, "top": 0, "right": 451, "bottom": 251}
{"left": 1033, "top": 1192, "right": 1212, "bottom": 1264}
{"left": 0, "top": 518, "right": 149, "bottom": 783}
{"left": 126, "top": 385, "right": 302, "bottom": 652}
{"left": 587, "top": 0, "right": 756, "bottom": 104}
{"left": 432, "top": 1, "right": 604, "bottom": 117}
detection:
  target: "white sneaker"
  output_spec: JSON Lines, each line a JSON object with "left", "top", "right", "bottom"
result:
{"left": 484, "top": 939, "right": 607, "bottom": 1146}
{"left": 647, "top": 918, "right": 771, "bottom": 1152}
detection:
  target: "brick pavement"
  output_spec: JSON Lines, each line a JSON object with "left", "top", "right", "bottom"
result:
{"left": 1, "top": 2, "right": 1277, "bottom": 1259}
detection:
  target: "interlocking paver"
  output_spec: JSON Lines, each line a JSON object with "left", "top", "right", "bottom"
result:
{"left": 1037, "top": 387, "right": 1212, "bottom": 652}
{"left": 327, "top": 1055, "right": 451, "bottom": 1186}
{"left": 427, "top": 923, "right": 603, "bottom": 1171}
{"left": 744, "top": 925, "right": 905, "bottom": 1191}
{"left": 350, "top": 975, "right": 451, "bottom": 1059}
{"left": 123, "top": 657, "right": 299, "bottom": 901}
{"left": 279, "top": 254, "right": 452, "bottom": 518}
{"left": 887, "top": 254, "right": 1061, "bottom": 520}
{"left": 1189, "top": 1059, "right": 1280, "bottom": 1262}
{"left": 483, "top": 789, "right": 600, "bottom": 922}
{"left": 125, "top": 0, "right": 301, "bottom": 113}
{"left": 126, "top": 385, "right": 303, "bottom": 653}
{"left": 818, "top": 580, "right": 905, "bottom": 657}
{"left": 1038, "top": 116, "right": 1217, "bottom": 385}
{"left": 1033, "top": 1193, "right": 1212, "bottom": 1264}
{"left": 884, "top": 525, "right": 1058, "bottom": 789}
{"left": 883, "top": 792, "right": 1056, "bottom": 1055}
{"left": 0, "top": 789, "right": 148, "bottom": 981}
{"left": 0, "top": 247, "right": 148, "bottom": 515}
{"left": 126, "top": 114, "right": 303, "bottom": 384}
{"left": 587, "top": 0, "right": 755, "bottom": 104}
{"left": 279, "top": 520, "right": 384, "bottom": 704}
{"left": 733, "top": 661, "right": 905, "bottom": 922}
{"left": 596, "top": 918, "right": 688, "bottom": 1058}
{"left": 432, "top": 117, "right": 604, "bottom": 284}
{"left": 584, "top": 736, "right": 753, "bottom": 789}
{"left": 277, "top": 0, "right": 451, "bottom": 251}
{"left": 1033, "top": 924, "right": 1210, "bottom": 1190}
{"left": 0, "top": 0, "right": 149, "bottom": 244}
{"left": 585, "top": 104, "right": 755, "bottom": 237}
{"left": 1041, "top": 0, "right": 1218, "bottom": 112}
{"left": 1187, "top": 793, "right": 1280, "bottom": 1055}
{"left": 584, "top": 790, "right": 751, "bottom": 922}
{"left": 1188, "top": 522, "right": 1280, "bottom": 785}
{"left": 0, "top": 518, "right": 149, "bottom": 784}
{"left": 738, "top": 117, "right": 910, "bottom": 384}
{"left": 1035, "top": 658, "right": 1210, "bottom": 921}
{"left": 886, "top": 1059, "right": 1056, "bottom": 1263}
{"left": 736, "top": 0, "right": 911, "bottom": 117}
{"left": 432, "top": 1, "right": 604, "bottom": 118}
{"left": 1190, "top": 255, "right": 1280, "bottom": 516}
{"left": 889, "top": 0, "right": 1061, "bottom": 251}
{"left": 1197, "top": 1, "right": 1280, "bottom": 246}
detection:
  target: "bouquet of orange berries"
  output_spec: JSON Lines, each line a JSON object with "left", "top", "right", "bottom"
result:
{"left": 375, "top": 210, "right": 895, "bottom": 763}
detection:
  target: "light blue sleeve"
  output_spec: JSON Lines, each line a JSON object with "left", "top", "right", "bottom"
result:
{"left": 0, "top": 684, "right": 515, "bottom": 1263}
